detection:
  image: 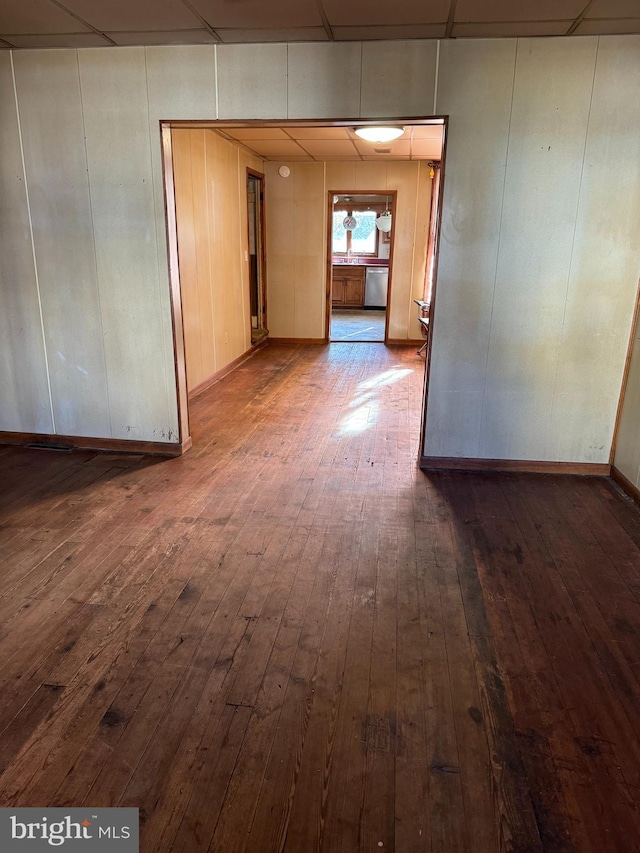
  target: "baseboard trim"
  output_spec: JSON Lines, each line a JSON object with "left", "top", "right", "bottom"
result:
{"left": 188, "top": 340, "right": 267, "bottom": 400}
{"left": 611, "top": 465, "right": 640, "bottom": 506}
{"left": 0, "top": 431, "right": 191, "bottom": 458}
{"left": 387, "top": 339, "right": 425, "bottom": 346}
{"left": 420, "top": 455, "right": 612, "bottom": 476}
{"left": 268, "top": 337, "right": 326, "bottom": 345}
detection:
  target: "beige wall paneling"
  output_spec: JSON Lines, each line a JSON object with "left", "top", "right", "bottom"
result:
{"left": 217, "top": 44, "right": 287, "bottom": 119}
{"left": 287, "top": 43, "right": 362, "bottom": 119}
{"left": 385, "top": 162, "right": 420, "bottom": 340}
{"left": 325, "top": 161, "right": 357, "bottom": 190}
{"left": 172, "top": 129, "right": 204, "bottom": 391}
{"left": 551, "top": 36, "right": 640, "bottom": 464}
{"left": 13, "top": 49, "right": 111, "bottom": 437}
{"left": 293, "top": 163, "right": 326, "bottom": 339}
{"left": 360, "top": 40, "right": 438, "bottom": 117}
{"left": 208, "top": 132, "right": 249, "bottom": 364}
{"left": 408, "top": 161, "right": 433, "bottom": 340}
{"left": 0, "top": 53, "right": 53, "bottom": 434}
{"left": 193, "top": 130, "right": 217, "bottom": 385}
{"left": 264, "top": 162, "right": 301, "bottom": 338}
{"left": 172, "top": 129, "right": 261, "bottom": 390}
{"left": 353, "top": 161, "right": 387, "bottom": 192}
{"left": 615, "top": 339, "right": 640, "bottom": 487}
{"left": 478, "top": 38, "right": 598, "bottom": 461}
{"left": 146, "top": 46, "right": 217, "bottom": 412}
{"left": 78, "top": 47, "right": 176, "bottom": 442}
{"left": 266, "top": 159, "right": 428, "bottom": 341}
{"left": 425, "top": 40, "right": 517, "bottom": 458}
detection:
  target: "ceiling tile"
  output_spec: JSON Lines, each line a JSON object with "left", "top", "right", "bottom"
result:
{"left": 0, "top": 0, "right": 91, "bottom": 34}
{"left": 362, "top": 155, "right": 410, "bottom": 160}
{"left": 576, "top": 18, "right": 640, "bottom": 34}
{"left": 243, "top": 139, "right": 309, "bottom": 157}
{"left": 188, "top": 0, "right": 322, "bottom": 29}
{"left": 58, "top": 0, "right": 202, "bottom": 31}
{"left": 455, "top": 0, "right": 585, "bottom": 22}
{"left": 297, "top": 139, "right": 360, "bottom": 157}
{"left": 587, "top": 0, "right": 640, "bottom": 16}
{"left": 217, "top": 27, "right": 328, "bottom": 42}
{"left": 333, "top": 24, "right": 446, "bottom": 39}
{"left": 354, "top": 138, "right": 411, "bottom": 156}
{"left": 453, "top": 21, "right": 570, "bottom": 37}
{"left": 286, "top": 127, "right": 351, "bottom": 139}
{"left": 107, "top": 30, "right": 217, "bottom": 45}
{"left": 410, "top": 139, "right": 442, "bottom": 157}
{"left": 322, "top": 0, "right": 449, "bottom": 27}
{"left": 224, "top": 127, "right": 291, "bottom": 140}
{"left": 4, "top": 32, "right": 110, "bottom": 46}
{"left": 410, "top": 125, "right": 444, "bottom": 140}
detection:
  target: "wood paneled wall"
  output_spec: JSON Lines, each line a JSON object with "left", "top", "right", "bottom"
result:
{"left": 172, "top": 129, "right": 262, "bottom": 393}
{"left": 264, "top": 160, "right": 432, "bottom": 341}
{"left": 1, "top": 37, "right": 639, "bottom": 462}
{"left": 425, "top": 36, "right": 640, "bottom": 464}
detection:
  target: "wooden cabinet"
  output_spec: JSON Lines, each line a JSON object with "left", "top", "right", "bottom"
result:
{"left": 332, "top": 265, "right": 365, "bottom": 308}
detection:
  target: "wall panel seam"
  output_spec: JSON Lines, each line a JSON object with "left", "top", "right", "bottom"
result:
{"left": 9, "top": 51, "right": 56, "bottom": 434}
{"left": 547, "top": 37, "right": 600, "bottom": 458}
{"left": 476, "top": 38, "right": 518, "bottom": 457}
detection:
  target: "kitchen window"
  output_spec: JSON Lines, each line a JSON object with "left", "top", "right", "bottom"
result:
{"left": 332, "top": 209, "right": 379, "bottom": 257}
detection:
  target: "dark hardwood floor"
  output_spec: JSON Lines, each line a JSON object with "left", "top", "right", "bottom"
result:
{"left": 0, "top": 342, "right": 639, "bottom": 852}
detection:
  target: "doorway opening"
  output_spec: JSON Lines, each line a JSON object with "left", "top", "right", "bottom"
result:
{"left": 247, "top": 170, "right": 267, "bottom": 345}
{"left": 327, "top": 191, "right": 396, "bottom": 343}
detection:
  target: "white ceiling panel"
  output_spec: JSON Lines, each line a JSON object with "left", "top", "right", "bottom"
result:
{"left": 5, "top": 31, "right": 110, "bottom": 46}
{"left": 453, "top": 21, "right": 570, "bottom": 37}
{"left": 2, "top": 0, "right": 638, "bottom": 49}
{"left": 59, "top": 0, "right": 202, "bottom": 31}
{"left": 455, "top": 0, "right": 585, "bottom": 22}
{"left": 217, "top": 27, "right": 328, "bottom": 42}
{"left": 410, "top": 125, "right": 444, "bottom": 140}
{"left": 297, "top": 139, "right": 360, "bottom": 157}
{"left": 286, "top": 127, "right": 351, "bottom": 139}
{"left": 321, "top": 0, "right": 449, "bottom": 27}
{"left": 577, "top": 18, "right": 640, "bottom": 34}
{"left": 333, "top": 24, "right": 446, "bottom": 39}
{"left": 224, "top": 127, "right": 291, "bottom": 140}
{"left": 587, "top": 0, "right": 640, "bottom": 16}
{"left": 0, "top": 0, "right": 91, "bottom": 34}
{"left": 244, "top": 139, "right": 308, "bottom": 157}
{"left": 354, "top": 138, "right": 411, "bottom": 156}
{"left": 188, "top": 0, "right": 322, "bottom": 29}
{"left": 410, "top": 138, "right": 442, "bottom": 157}
{"left": 107, "top": 29, "right": 217, "bottom": 45}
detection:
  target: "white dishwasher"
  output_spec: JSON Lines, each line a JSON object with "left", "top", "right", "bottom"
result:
{"left": 364, "top": 267, "right": 389, "bottom": 309}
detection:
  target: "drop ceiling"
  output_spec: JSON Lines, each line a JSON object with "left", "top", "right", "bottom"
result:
{"left": 0, "top": 0, "right": 638, "bottom": 49}
{"left": 211, "top": 123, "right": 444, "bottom": 162}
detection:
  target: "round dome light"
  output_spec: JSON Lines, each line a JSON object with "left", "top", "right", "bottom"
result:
{"left": 354, "top": 126, "right": 404, "bottom": 143}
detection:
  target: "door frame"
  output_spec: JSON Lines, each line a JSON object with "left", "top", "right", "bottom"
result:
{"left": 325, "top": 190, "right": 397, "bottom": 344}
{"left": 246, "top": 167, "right": 268, "bottom": 340}
{"left": 160, "top": 117, "right": 447, "bottom": 456}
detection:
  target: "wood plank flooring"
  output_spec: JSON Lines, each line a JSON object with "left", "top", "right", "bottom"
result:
{"left": 0, "top": 343, "right": 639, "bottom": 851}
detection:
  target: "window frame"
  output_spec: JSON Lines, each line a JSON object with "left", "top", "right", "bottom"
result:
{"left": 332, "top": 204, "right": 385, "bottom": 258}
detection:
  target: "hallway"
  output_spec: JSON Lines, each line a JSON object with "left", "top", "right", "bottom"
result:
{"left": 0, "top": 343, "right": 639, "bottom": 851}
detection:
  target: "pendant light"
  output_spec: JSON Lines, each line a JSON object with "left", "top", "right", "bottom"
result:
{"left": 376, "top": 197, "right": 392, "bottom": 233}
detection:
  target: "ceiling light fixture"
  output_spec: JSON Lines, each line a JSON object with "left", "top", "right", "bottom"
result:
{"left": 354, "top": 126, "right": 404, "bottom": 144}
